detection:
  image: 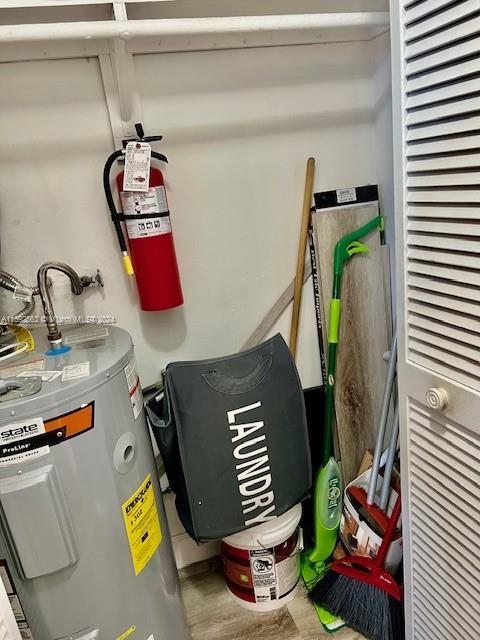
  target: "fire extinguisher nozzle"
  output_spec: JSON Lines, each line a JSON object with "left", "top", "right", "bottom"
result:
{"left": 123, "top": 254, "right": 134, "bottom": 276}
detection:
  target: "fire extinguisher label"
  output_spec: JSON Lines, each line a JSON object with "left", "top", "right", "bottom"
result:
{"left": 121, "top": 187, "right": 172, "bottom": 240}
{"left": 123, "top": 141, "right": 151, "bottom": 192}
{"left": 126, "top": 217, "right": 171, "bottom": 240}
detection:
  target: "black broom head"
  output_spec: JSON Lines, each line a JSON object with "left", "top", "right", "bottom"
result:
{"left": 309, "top": 570, "right": 404, "bottom": 640}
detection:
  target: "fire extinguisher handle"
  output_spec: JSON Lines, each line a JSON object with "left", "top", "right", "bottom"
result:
{"left": 134, "top": 122, "right": 166, "bottom": 144}
{"left": 122, "top": 123, "right": 166, "bottom": 150}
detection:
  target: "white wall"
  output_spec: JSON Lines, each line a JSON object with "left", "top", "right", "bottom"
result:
{"left": 373, "top": 31, "right": 395, "bottom": 313}
{"left": 0, "top": 38, "right": 386, "bottom": 391}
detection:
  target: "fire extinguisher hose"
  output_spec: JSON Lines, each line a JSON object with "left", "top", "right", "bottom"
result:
{"left": 103, "top": 149, "right": 168, "bottom": 277}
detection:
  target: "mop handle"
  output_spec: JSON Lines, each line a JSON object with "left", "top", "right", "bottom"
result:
{"left": 367, "top": 331, "right": 398, "bottom": 505}
{"left": 322, "top": 215, "right": 384, "bottom": 465}
{"left": 375, "top": 493, "right": 402, "bottom": 568}
{"left": 333, "top": 215, "right": 384, "bottom": 278}
{"left": 379, "top": 406, "right": 400, "bottom": 511}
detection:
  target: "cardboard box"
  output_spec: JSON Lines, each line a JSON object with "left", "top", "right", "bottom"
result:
{"left": 340, "top": 468, "right": 402, "bottom": 574}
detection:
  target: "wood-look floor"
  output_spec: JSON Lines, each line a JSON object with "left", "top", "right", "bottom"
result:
{"left": 180, "top": 560, "right": 366, "bottom": 640}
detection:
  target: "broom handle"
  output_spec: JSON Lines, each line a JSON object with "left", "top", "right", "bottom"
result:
{"left": 375, "top": 493, "right": 401, "bottom": 568}
{"left": 289, "top": 157, "right": 315, "bottom": 358}
{"left": 367, "top": 331, "right": 398, "bottom": 505}
{"left": 379, "top": 406, "right": 400, "bottom": 511}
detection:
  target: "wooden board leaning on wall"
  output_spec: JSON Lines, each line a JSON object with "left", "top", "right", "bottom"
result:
{"left": 312, "top": 201, "right": 391, "bottom": 485}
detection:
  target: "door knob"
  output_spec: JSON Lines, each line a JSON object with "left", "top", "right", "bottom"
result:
{"left": 426, "top": 387, "right": 449, "bottom": 410}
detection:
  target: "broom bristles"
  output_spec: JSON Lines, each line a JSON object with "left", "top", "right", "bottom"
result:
{"left": 309, "top": 571, "right": 404, "bottom": 640}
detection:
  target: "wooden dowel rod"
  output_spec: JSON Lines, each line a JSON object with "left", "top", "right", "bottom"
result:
{"left": 289, "top": 157, "right": 315, "bottom": 358}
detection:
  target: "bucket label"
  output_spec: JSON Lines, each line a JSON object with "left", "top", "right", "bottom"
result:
{"left": 122, "top": 474, "right": 162, "bottom": 576}
{"left": 222, "top": 530, "right": 299, "bottom": 605}
{"left": 250, "top": 549, "right": 276, "bottom": 602}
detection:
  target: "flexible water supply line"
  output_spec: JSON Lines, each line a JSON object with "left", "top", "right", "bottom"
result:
{"left": 0, "top": 269, "right": 37, "bottom": 323}
{"left": 37, "top": 262, "right": 83, "bottom": 351}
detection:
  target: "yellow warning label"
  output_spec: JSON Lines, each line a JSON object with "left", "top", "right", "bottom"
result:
{"left": 7, "top": 325, "right": 34, "bottom": 352}
{"left": 122, "top": 474, "right": 162, "bottom": 576}
{"left": 115, "top": 625, "right": 136, "bottom": 640}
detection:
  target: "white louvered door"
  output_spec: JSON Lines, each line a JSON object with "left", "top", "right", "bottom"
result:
{"left": 390, "top": 1, "right": 480, "bottom": 639}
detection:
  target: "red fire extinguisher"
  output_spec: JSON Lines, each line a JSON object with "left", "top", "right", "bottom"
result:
{"left": 103, "top": 127, "right": 183, "bottom": 311}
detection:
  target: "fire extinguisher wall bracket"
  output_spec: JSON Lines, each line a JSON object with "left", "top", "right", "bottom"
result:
{"left": 103, "top": 145, "right": 183, "bottom": 312}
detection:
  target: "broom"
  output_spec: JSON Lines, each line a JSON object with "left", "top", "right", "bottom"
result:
{"left": 309, "top": 494, "right": 404, "bottom": 640}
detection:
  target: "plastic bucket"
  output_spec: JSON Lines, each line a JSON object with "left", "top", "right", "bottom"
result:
{"left": 221, "top": 504, "right": 302, "bottom": 611}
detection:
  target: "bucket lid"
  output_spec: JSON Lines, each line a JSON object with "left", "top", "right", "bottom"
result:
{"left": 223, "top": 504, "right": 302, "bottom": 550}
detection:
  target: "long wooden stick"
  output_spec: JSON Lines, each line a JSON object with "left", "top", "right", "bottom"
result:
{"left": 289, "top": 157, "right": 315, "bottom": 358}
{"left": 241, "top": 259, "right": 312, "bottom": 351}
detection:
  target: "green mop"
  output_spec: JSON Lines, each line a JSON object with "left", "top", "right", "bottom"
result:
{"left": 301, "top": 215, "right": 384, "bottom": 632}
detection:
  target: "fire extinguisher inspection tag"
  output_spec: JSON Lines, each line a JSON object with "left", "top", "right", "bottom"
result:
{"left": 123, "top": 142, "right": 151, "bottom": 192}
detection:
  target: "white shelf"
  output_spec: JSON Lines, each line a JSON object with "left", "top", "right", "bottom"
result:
{"left": 0, "top": 13, "right": 390, "bottom": 42}
{"left": 0, "top": 1, "right": 176, "bottom": 5}
{"left": 0, "top": 2, "right": 390, "bottom": 62}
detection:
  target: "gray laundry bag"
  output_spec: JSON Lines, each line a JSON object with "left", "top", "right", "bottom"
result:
{"left": 147, "top": 334, "right": 311, "bottom": 542}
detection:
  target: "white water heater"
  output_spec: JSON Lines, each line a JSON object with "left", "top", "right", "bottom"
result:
{"left": 0, "top": 325, "right": 190, "bottom": 640}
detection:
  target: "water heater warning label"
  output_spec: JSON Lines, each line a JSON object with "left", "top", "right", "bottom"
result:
{"left": 124, "top": 358, "right": 143, "bottom": 420}
{"left": 122, "top": 474, "right": 162, "bottom": 576}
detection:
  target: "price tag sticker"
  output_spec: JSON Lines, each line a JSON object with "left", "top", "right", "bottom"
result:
{"left": 336, "top": 187, "right": 357, "bottom": 204}
{"left": 123, "top": 142, "right": 151, "bottom": 192}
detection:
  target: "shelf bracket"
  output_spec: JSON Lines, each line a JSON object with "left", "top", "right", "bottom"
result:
{"left": 99, "top": 1, "right": 142, "bottom": 148}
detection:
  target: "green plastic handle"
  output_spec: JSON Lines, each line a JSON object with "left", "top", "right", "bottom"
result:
{"left": 346, "top": 240, "right": 370, "bottom": 257}
{"left": 328, "top": 299, "right": 341, "bottom": 344}
{"left": 333, "top": 215, "right": 383, "bottom": 276}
